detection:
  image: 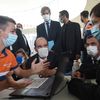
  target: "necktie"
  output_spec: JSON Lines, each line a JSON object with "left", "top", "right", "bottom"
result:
{"left": 46, "top": 21, "right": 50, "bottom": 35}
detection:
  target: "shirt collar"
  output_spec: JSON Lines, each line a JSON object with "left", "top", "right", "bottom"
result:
{"left": 0, "top": 48, "right": 7, "bottom": 57}
{"left": 44, "top": 20, "right": 51, "bottom": 24}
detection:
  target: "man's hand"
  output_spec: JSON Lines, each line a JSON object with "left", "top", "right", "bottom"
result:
{"left": 75, "top": 54, "right": 80, "bottom": 60}
{"left": 72, "top": 71, "right": 81, "bottom": 78}
{"left": 39, "top": 68, "right": 57, "bottom": 77}
{"left": 6, "top": 71, "right": 32, "bottom": 89}
{"left": 31, "top": 59, "right": 50, "bottom": 74}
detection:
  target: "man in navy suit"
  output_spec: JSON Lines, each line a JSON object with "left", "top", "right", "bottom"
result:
{"left": 36, "top": 6, "right": 61, "bottom": 53}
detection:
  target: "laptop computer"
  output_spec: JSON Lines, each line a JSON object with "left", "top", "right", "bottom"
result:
{"left": 9, "top": 71, "right": 64, "bottom": 98}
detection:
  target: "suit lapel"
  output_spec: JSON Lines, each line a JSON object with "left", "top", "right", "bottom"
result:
{"left": 49, "top": 21, "right": 52, "bottom": 33}
{"left": 42, "top": 23, "right": 48, "bottom": 39}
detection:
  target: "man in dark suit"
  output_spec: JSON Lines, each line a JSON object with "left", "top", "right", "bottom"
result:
{"left": 68, "top": 3, "right": 100, "bottom": 100}
{"left": 68, "top": 36, "right": 100, "bottom": 100}
{"left": 26, "top": 37, "right": 58, "bottom": 77}
{"left": 72, "top": 35, "right": 99, "bottom": 79}
{"left": 8, "top": 28, "right": 31, "bottom": 56}
{"left": 16, "top": 23, "right": 31, "bottom": 56}
{"left": 59, "top": 10, "right": 81, "bottom": 73}
{"left": 37, "top": 6, "right": 61, "bottom": 53}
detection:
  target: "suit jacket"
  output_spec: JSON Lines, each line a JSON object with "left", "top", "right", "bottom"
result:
{"left": 77, "top": 54, "right": 100, "bottom": 80}
{"left": 37, "top": 20, "right": 61, "bottom": 53}
{"left": 61, "top": 21, "right": 81, "bottom": 59}
{"left": 25, "top": 51, "right": 59, "bottom": 69}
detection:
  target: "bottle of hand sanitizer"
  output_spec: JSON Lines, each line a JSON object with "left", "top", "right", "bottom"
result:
{"left": 72, "top": 59, "right": 81, "bottom": 74}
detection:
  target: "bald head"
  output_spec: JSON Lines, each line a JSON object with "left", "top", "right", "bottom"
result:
{"left": 34, "top": 37, "right": 48, "bottom": 49}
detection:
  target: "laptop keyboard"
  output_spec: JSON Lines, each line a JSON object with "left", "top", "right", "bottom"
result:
{"left": 16, "top": 75, "right": 48, "bottom": 89}
{"left": 26, "top": 75, "right": 48, "bottom": 89}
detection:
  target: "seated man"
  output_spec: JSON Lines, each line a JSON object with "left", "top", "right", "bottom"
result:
{"left": 26, "top": 37, "right": 58, "bottom": 77}
{"left": 0, "top": 16, "right": 49, "bottom": 91}
{"left": 72, "top": 34, "right": 100, "bottom": 79}
{"left": 68, "top": 35, "right": 100, "bottom": 100}
{"left": 68, "top": 3, "right": 100, "bottom": 100}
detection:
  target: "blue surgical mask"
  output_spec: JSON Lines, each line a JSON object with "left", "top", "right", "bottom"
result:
{"left": 91, "top": 24, "right": 100, "bottom": 40}
{"left": 2, "top": 33, "right": 18, "bottom": 47}
{"left": 16, "top": 56, "right": 24, "bottom": 64}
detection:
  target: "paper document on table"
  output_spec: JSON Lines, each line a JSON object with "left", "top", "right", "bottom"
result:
{"left": 48, "top": 40, "right": 54, "bottom": 51}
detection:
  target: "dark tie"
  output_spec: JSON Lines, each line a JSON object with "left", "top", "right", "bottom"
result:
{"left": 46, "top": 21, "right": 50, "bottom": 34}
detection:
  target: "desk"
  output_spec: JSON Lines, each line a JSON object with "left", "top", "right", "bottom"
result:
{"left": 0, "top": 77, "right": 79, "bottom": 100}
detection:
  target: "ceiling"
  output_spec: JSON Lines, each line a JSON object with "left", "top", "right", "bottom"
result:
{"left": 0, "top": 0, "right": 87, "bottom": 28}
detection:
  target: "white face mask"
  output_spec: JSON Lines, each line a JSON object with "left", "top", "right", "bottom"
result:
{"left": 87, "top": 45, "right": 98, "bottom": 57}
{"left": 2, "top": 33, "right": 18, "bottom": 47}
{"left": 42, "top": 14, "right": 50, "bottom": 22}
{"left": 59, "top": 18, "right": 63, "bottom": 23}
{"left": 19, "top": 28, "right": 23, "bottom": 31}
{"left": 38, "top": 47, "right": 48, "bottom": 58}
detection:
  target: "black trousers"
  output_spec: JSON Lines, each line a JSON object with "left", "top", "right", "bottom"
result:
{"left": 68, "top": 78, "right": 100, "bottom": 100}
{"left": 58, "top": 55, "right": 73, "bottom": 73}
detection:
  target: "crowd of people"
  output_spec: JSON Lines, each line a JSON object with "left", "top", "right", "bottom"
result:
{"left": 0, "top": 2, "right": 100, "bottom": 100}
